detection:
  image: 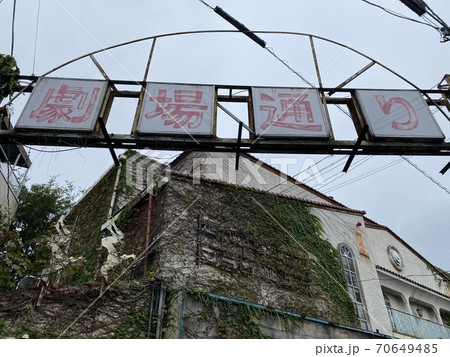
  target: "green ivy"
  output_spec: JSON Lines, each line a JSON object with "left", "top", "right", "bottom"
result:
{"left": 275, "top": 199, "right": 357, "bottom": 325}
{"left": 0, "top": 209, "right": 28, "bottom": 291}
{"left": 112, "top": 302, "right": 149, "bottom": 339}
{"left": 183, "top": 289, "right": 272, "bottom": 338}
{"left": 155, "top": 178, "right": 359, "bottom": 327}
{"left": 0, "top": 54, "right": 20, "bottom": 103}
{"left": 442, "top": 312, "right": 450, "bottom": 327}
{"left": 180, "top": 288, "right": 313, "bottom": 339}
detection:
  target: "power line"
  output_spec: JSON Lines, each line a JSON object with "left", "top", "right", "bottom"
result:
{"left": 299, "top": 156, "right": 375, "bottom": 201}
{"left": 362, "top": 0, "right": 439, "bottom": 30}
{"left": 362, "top": 0, "right": 450, "bottom": 42}
{"left": 21, "top": 145, "right": 83, "bottom": 154}
{"left": 266, "top": 154, "right": 333, "bottom": 193}
{"left": 32, "top": 0, "right": 42, "bottom": 75}
{"left": 401, "top": 156, "right": 450, "bottom": 195}
{"left": 309, "top": 155, "right": 373, "bottom": 190}
{"left": 321, "top": 157, "right": 406, "bottom": 194}
{"left": 11, "top": 0, "right": 17, "bottom": 56}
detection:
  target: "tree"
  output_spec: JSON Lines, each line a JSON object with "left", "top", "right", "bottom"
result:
{"left": 12, "top": 177, "right": 78, "bottom": 256}
{"left": 0, "top": 208, "right": 28, "bottom": 291}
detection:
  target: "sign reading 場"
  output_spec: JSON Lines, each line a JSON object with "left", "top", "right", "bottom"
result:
{"left": 136, "top": 82, "right": 215, "bottom": 136}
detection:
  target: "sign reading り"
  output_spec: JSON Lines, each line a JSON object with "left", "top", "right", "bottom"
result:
{"left": 355, "top": 90, "right": 445, "bottom": 140}
{"left": 251, "top": 87, "right": 331, "bottom": 138}
{"left": 16, "top": 77, "right": 108, "bottom": 131}
{"left": 136, "top": 82, "right": 215, "bottom": 136}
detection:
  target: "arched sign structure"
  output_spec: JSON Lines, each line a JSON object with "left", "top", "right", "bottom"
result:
{"left": 1, "top": 30, "right": 450, "bottom": 172}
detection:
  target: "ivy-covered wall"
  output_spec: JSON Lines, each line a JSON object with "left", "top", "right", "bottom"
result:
{"left": 169, "top": 288, "right": 385, "bottom": 339}
{"left": 1, "top": 153, "right": 364, "bottom": 338}
{"left": 152, "top": 175, "right": 358, "bottom": 328}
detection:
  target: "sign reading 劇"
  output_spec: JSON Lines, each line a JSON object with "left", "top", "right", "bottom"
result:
{"left": 16, "top": 77, "right": 108, "bottom": 132}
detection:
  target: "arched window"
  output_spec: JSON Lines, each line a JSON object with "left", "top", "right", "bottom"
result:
{"left": 340, "top": 245, "right": 369, "bottom": 330}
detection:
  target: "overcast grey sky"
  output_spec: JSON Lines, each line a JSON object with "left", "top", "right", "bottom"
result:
{"left": 1, "top": 0, "right": 449, "bottom": 271}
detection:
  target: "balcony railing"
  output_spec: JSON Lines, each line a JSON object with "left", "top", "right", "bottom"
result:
{"left": 387, "top": 307, "right": 450, "bottom": 339}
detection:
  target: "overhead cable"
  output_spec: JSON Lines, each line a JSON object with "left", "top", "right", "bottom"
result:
{"left": 196, "top": 0, "right": 315, "bottom": 89}
{"left": 362, "top": 0, "right": 439, "bottom": 29}
{"left": 401, "top": 156, "right": 450, "bottom": 195}
{"left": 363, "top": 0, "right": 450, "bottom": 42}
{"left": 321, "top": 157, "right": 406, "bottom": 194}
{"left": 32, "top": 0, "right": 42, "bottom": 75}
{"left": 11, "top": 0, "right": 17, "bottom": 56}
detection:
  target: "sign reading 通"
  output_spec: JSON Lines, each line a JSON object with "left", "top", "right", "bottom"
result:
{"left": 136, "top": 82, "right": 215, "bottom": 136}
{"left": 16, "top": 77, "right": 108, "bottom": 131}
{"left": 251, "top": 87, "right": 330, "bottom": 138}
{"left": 355, "top": 90, "right": 445, "bottom": 140}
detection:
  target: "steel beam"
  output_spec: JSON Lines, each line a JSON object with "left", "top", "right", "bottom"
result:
{"left": 1, "top": 130, "right": 449, "bottom": 157}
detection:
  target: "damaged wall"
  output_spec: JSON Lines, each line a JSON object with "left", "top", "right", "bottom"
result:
{"left": 0, "top": 280, "right": 157, "bottom": 338}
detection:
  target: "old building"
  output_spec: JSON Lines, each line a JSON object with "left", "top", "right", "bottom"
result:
{"left": 0, "top": 150, "right": 449, "bottom": 339}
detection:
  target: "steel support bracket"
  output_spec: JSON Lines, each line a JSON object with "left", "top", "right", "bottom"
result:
{"left": 439, "top": 161, "right": 450, "bottom": 175}
{"left": 98, "top": 117, "right": 120, "bottom": 167}
{"left": 343, "top": 125, "right": 368, "bottom": 172}
{"left": 235, "top": 122, "right": 243, "bottom": 170}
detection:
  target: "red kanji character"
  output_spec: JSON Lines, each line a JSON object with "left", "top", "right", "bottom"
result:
{"left": 375, "top": 95, "right": 418, "bottom": 130}
{"left": 259, "top": 92, "right": 322, "bottom": 131}
{"left": 145, "top": 89, "right": 208, "bottom": 129}
{"left": 30, "top": 84, "right": 101, "bottom": 123}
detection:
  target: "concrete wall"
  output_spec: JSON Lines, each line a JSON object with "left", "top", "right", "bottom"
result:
{"left": 171, "top": 151, "right": 335, "bottom": 205}
{"left": 170, "top": 292, "right": 388, "bottom": 339}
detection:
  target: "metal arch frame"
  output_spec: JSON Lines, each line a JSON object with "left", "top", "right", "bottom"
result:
{"left": 2, "top": 30, "right": 450, "bottom": 170}
{"left": 7, "top": 29, "right": 448, "bottom": 112}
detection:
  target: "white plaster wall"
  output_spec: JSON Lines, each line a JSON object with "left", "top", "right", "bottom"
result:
{"left": 311, "top": 207, "right": 393, "bottom": 336}
{"left": 172, "top": 152, "right": 333, "bottom": 205}
{"left": 384, "top": 291, "right": 406, "bottom": 311}
{"left": 364, "top": 227, "right": 450, "bottom": 326}
{"left": 365, "top": 227, "right": 446, "bottom": 295}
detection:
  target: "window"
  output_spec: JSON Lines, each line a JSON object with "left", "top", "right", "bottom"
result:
{"left": 340, "top": 245, "right": 369, "bottom": 330}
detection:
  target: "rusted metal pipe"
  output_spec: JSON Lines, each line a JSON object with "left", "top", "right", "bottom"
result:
{"left": 144, "top": 193, "right": 153, "bottom": 276}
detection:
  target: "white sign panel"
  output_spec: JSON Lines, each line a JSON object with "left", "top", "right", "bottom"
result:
{"left": 252, "top": 87, "right": 330, "bottom": 138}
{"left": 355, "top": 89, "right": 445, "bottom": 140}
{"left": 16, "top": 77, "right": 108, "bottom": 131}
{"left": 136, "top": 82, "right": 215, "bottom": 136}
